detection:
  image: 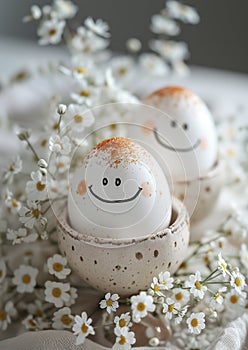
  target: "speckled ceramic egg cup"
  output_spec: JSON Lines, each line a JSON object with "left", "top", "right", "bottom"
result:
{"left": 57, "top": 197, "right": 190, "bottom": 297}
{"left": 173, "top": 158, "right": 225, "bottom": 223}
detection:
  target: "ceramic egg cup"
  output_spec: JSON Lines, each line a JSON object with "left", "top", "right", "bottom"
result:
{"left": 57, "top": 197, "right": 189, "bottom": 297}
{"left": 173, "top": 158, "right": 225, "bottom": 223}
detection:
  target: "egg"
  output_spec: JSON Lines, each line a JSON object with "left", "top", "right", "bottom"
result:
{"left": 68, "top": 137, "right": 172, "bottom": 239}
{"left": 132, "top": 85, "right": 218, "bottom": 181}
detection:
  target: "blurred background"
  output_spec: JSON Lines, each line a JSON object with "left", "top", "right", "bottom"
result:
{"left": 0, "top": 0, "right": 248, "bottom": 73}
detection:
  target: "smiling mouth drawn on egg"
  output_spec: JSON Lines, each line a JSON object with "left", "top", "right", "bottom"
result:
{"left": 88, "top": 185, "right": 143, "bottom": 204}
{"left": 153, "top": 127, "right": 201, "bottom": 153}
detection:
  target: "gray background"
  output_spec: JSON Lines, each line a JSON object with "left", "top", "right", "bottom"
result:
{"left": 0, "top": 0, "right": 248, "bottom": 73}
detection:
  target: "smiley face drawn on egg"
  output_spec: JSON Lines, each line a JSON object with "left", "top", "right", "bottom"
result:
{"left": 129, "top": 86, "right": 218, "bottom": 181}
{"left": 68, "top": 137, "right": 172, "bottom": 239}
{"left": 88, "top": 176, "right": 143, "bottom": 204}
{"left": 153, "top": 123, "right": 201, "bottom": 153}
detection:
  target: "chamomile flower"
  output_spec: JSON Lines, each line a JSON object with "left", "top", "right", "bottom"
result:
{"left": 23, "top": 5, "right": 42, "bottom": 22}
{"left": 12, "top": 265, "right": 38, "bottom": 293}
{"left": 7, "top": 228, "right": 38, "bottom": 244}
{"left": 217, "top": 252, "right": 229, "bottom": 277}
{"left": 166, "top": 1, "right": 200, "bottom": 24}
{"left": 4, "top": 155, "right": 22, "bottom": 182}
{"left": 162, "top": 297, "right": 180, "bottom": 320}
{"left": 71, "top": 80, "right": 100, "bottom": 106}
{"left": 240, "top": 244, "right": 248, "bottom": 269}
{"left": 186, "top": 312, "right": 205, "bottom": 335}
{"left": 230, "top": 270, "right": 246, "bottom": 293}
{"left": 52, "top": 307, "right": 74, "bottom": 329}
{"left": 70, "top": 27, "right": 108, "bottom": 54}
{"left": 113, "top": 327, "right": 136, "bottom": 350}
{"left": 139, "top": 53, "right": 169, "bottom": 76}
{"left": 185, "top": 271, "right": 207, "bottom": 300}
{"left": 110, "top": 56, "right": 135, "bottom": 82}
{"left": 44, "top": 281, "right": 70, "bottom": 308}
{"left": 225, "top": 290, "right": 247, "bottom": 309}
{"left": 27, "top": 300, "right": 48, "bottom": 319}
{"left": 99, "top": 293, "right": 119, "bottom": 314}
{"left": 64, "top": 104, "right": 95, "bottom": 132}
{"left": 150, "top": 276, "right": 166, "bottom": 296}
{"left": 38, "top": 19, "right": 66, "bottom": 45}
{"left": 150, "top": 39, "right": 189, "bottom": 63}
{"left": 0, "top": 301, "right": 17, "bottom": 331}
{"left": 19, "top": 201, "right": 42, "bottom": 229}
{"left": 26, "top": 170, "right": 48, "bottom": 201}
{"left": 0, "top": 260, "right": 7, "bottom": 283}
{"left": 85, "top": 17, "right": 110, "bottom": 38}
{"left": 65, "top": 286, "right": 78, "bottom": 306}
{"left": 53, "top": 0, "right": 78, "bottom": 20}
{"left": 151, "top": 14, "right": 180, "bottom": 36}
{"left": 72, "top": 311, "right": 95, "bottom": 345}
{"left": 158, "top": 271, "right": 174, "bottom": 290}
{"left": 130, "top": 292, "right": 155, "bottom": 323}
{"left": 49, "top": 135, "right": 72, "bottom": 155}
{"left": 172, "top": 288, "right": 190, "bottom": 306}
{"left": 4, "top": 190, "right": 21, "bottom": 214}
{"left": 47, "top": 254, "right": 71, "bottom": 279}
{"left": 49, "top": 155, "right": 71, "bottom": 174}
{"left": 22, "top": 314, "right": 50, "bottom": 331}
{"left": 209, "top": 287, "right": 227, "bottom": 309}
{"left": 114, "top": 312, "right": 132, "bottom": 329}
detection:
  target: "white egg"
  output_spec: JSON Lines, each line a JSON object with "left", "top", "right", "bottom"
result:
{"left": 68, "top": 137, "right": 172, "bottom": 239}
{"left": 131, "top": 86, "right": 218, "bottom": 181}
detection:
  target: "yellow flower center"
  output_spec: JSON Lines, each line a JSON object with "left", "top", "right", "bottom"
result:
{"left": 119, "top": 319, "right": 126, "bottom": 328}
{"left": 35, "top": 309, "right": 43, "bottom": 318}
{"left": 76, "top": 67, "right": 87, "bottom": 74}
{"left": 137, "top": 302, "right": 146, "bottom": 312}
{"left": 191, "top": 318, "right": 199, "bottom": 327}
{"left": 195, "top": 281, "right": 202, "bottom": 290}
{"left": 80, "top": 90, "right": 89, "bottom": 97}
{"left": 168, "top": 304, "right": 174, "bottom": 313}
{"left": 0, "top": 310, "right": 7, "bottom": 321}
{"left": 81, "top": 323, "right": 88, "bottom": 333}
{"left": 22, "top": 274, "right": 31, "bottom": 284}
{"left": 53, "top": 262, "right": 63, "bottom": 272}
{"left": 29, "top": 319, "right": 36, "bottom": 327}
{"left": 235, "top": 277, "right": 242, "bottom": 287}
{"left": 49, "top": 28, "right": 57, "bottom": 36}
{"left": 154, "top": 284, "right": 160, "bottom": 292}
{"left": 230, "top": 295, "right": 238, "bottom": 304}
{"left": 221, "top": 262, "right": 227, "bottom": 270}
{"left": 106, "top": 299, "right": 113, "bottom": 307}
{"left": 32, "top": 208, "right": 40, "bottom": 219}
{"left": 119, "top": 335, "right": 126, "bottom": 345}
{"left": 41, "top": 139, "right": 47, "bottom": 147}
{"left": 74, "top": 114, "right": 83, "bottom": 123}
{"left": 227, "top": 148, "right": 235, "bottom": 157}
{"left": 118, "top": 67, "right": 127, "bottom": 76}
{"left": 61, "top": 314, "right": 72, "bottom": 325}
{"left": 12, "top": 199, "right": 18, "bottom": 208}
{"left": 53, "top": 123, "right": 59, "bottom": 130}
{"left": 175, "top": 292, "right": 183, "bottom": 301}
{"left": 36, "top": 181, "right": 46, "bottom": 191}
{"left": 214, "top": 292, "right": 221, "bottom": 300}
{"left": 52, "top": 288, "right": 62, "bottom": 298}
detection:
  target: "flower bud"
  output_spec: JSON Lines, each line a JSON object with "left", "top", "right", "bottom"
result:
{"left": 57, "top": 104, "right": 67, "bottom": 115}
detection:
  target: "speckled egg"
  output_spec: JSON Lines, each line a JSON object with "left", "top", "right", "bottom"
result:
{"left": 68, "top": 137, "right": 172, "bottom": 239}
{"left": 134, "top": 85, "right": 218, "bottom": 181}
{"left": 58, "top": 197, "right": 190, "bottom": 296}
